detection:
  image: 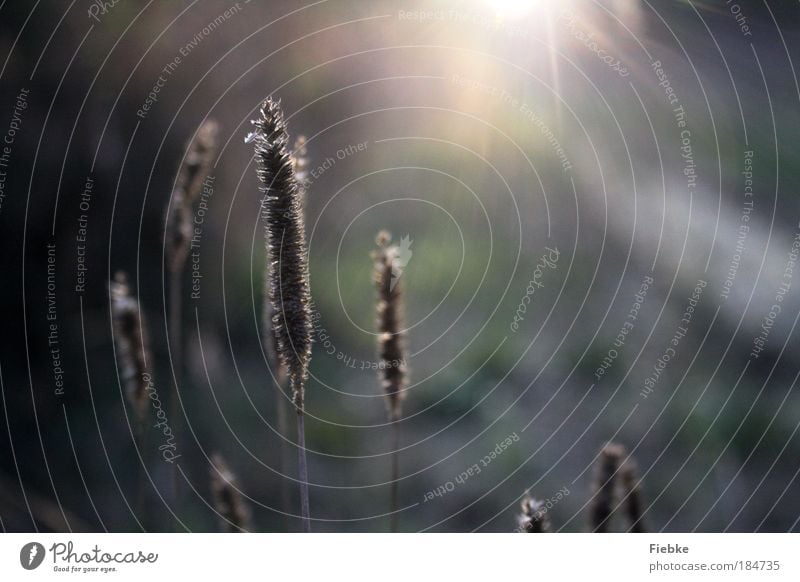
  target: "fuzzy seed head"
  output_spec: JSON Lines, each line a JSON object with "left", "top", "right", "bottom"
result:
{"left": 166, "top": 119, "right": 218, "bottom": 272}
{"left": 251, "top": 97, "right": 312, "bottom": 411}
{"left": 373, "top": 231, "right": 408, "bottom": 421}
{"left": 166, "top": 189, "right": 193, "bottom": 272}
{"left": 179, "top": 119, "right": 218, "bottom": 206}
{"left": 210, "top": 453, "right": 252, "bottom": 532}
{"left": 292, "top": 134, "right": 309, "bottom": 186}
{"left": 518, "top": 492, "right": 551, "bottom": 533}
{"left": 590, "top": 442, "right": 625, "bottom": 532}
{"left": 110, "top": 272, "right": 151, "bottom": 424}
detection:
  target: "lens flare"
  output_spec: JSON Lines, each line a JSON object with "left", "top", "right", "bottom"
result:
{"left": 486, "top": 0, "right": 537, "bottom": 18}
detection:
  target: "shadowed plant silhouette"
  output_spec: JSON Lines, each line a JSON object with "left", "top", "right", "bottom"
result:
{"left": 517, "top": 492, "right": 552, "bottom": 533}
{"left": 110, "top": 271, "right": 153, "bottom": 516}
{"left": 110, "top": 272, "right": 151, "bottom": 425}
{"left": 250, "top": 96, "right": 313, "bottom": 532}
{"left": 164, "top": 118, "right": 219, "bottom": 526}
{"left": 166, "top": 119, "right": 219, "bottom": 273}
{"left": 589, "top": 443, "right": 625, "bottom": 532}
{"left": 620, "top": 457, "right": 646, "bottom": 532}
{"left": 291, "top": 134, "right": 309, "bottom": 185}
{"left": 373, "top": 230, "right": 409, "bottom": 532}
{"left": 210, "top": 454, "right": 252, "bottom": 533}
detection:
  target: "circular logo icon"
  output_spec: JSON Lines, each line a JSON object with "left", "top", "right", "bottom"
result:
{"left": 19, "top": 542, "right": 45, "bottom": 570}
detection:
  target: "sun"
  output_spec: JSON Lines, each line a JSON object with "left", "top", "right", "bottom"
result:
{"left": 486, "top": 0, "right": 538, "bottom": 18}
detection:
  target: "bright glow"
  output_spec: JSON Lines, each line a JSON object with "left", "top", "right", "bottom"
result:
{"left": 487, "top": 0, "right": 537, "bottom": 18}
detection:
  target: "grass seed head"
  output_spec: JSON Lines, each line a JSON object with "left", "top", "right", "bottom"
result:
{"left": 251, "top": 97, "right": 313, "bottom": 411}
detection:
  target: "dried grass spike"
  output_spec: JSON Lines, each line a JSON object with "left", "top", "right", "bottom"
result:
{"left": 179, "top": 119, "right": 219, "bottom": 205}
{"left": 210, "top": 454, "right": 251, "bottom": 532}
{"left": 518, "top": 492, "right": 551, "bottom": 533}
{"left": 166, "top": 119, "right": 218, "bottom": 272}
{"left": 292, "top": 134, "right": 309, "bottom": 186}
{"left": 251, "top": 97, "right": 312, "bottom": 411}
{"left": 590, "top": 442, "right": 625, "bottom": 532}
{"left": 621, "top": 459, "right": 646, "bottom": 532}
{"left": 166, "top": 189, "right": 192, "bottom": 272}
{"left": 372, "top": 231, "right": 408, "bottom": 421}
{"left": 110, "top": 272, "right": 151, "bottom": 424}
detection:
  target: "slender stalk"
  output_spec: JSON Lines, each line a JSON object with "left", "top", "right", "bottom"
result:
{"left": 275, "top": 377, "right": 291, "bottom": 526}
{"left": 168, "top": 267, "right": 182, "bottom": 528}
{"left": 134, "top": 420, "right": 149, "bottom": 518}
{"left": 296, "top": 411, "right": 311, "bottom": 532}
{"left": 263, "top": 287, "right": 291, "bottom": 526}
{"left": 390, "top": 418, "right": 400, "bottom": 533}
